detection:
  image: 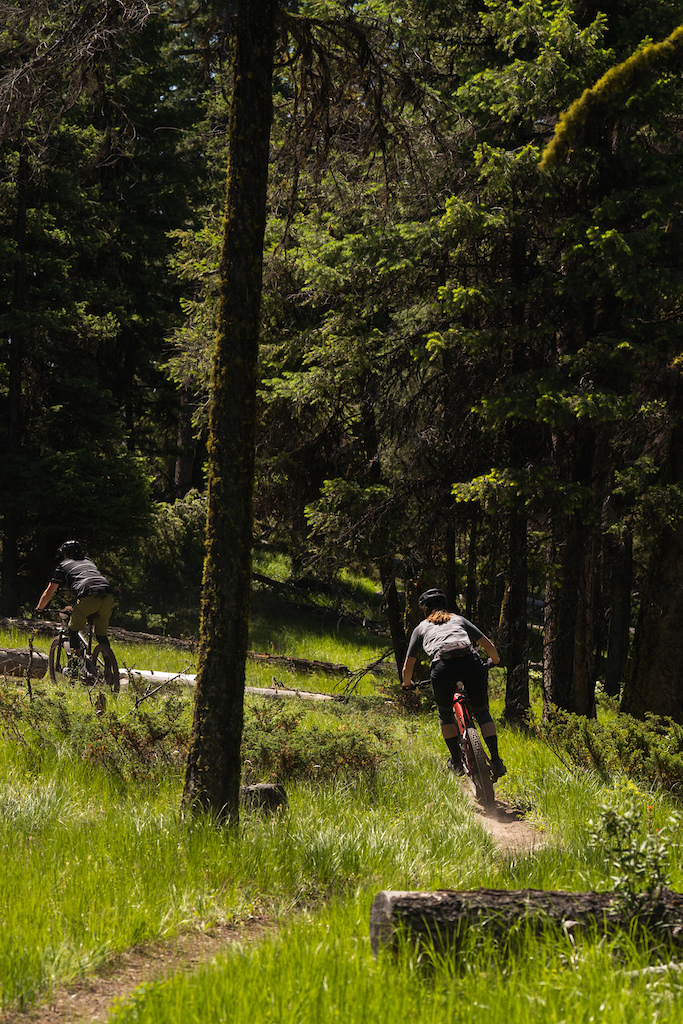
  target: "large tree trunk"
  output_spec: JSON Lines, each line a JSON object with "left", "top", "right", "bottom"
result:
{"left": 379, "top": 555, "right": 406, "bottom": 680}
{"left": 623, "top": 525, "right": 683, "bottom": 719}
{"left": 543, "top": 512, "right": 580, "bottom": 713}
{"left": 464, "top": 514, "right": 478, "bottom": 620}
{"left": 370, "top": 888, "right": 683, "bottom": 956}
{"left": 174, "top": 386, "right": 199, "bottom": 498}
{"left": 0, "top": 149, "right": 28, "bottom": 616}
{"left": 502, "top": 503, "right": 529, "bottom": 723}
{"left": 623, "top": 416, "right": 683, "bottom": 720}
{"left": 604, "top": 533, "right": 632, "bottom": 698}
{"left": 543, "top": 425, "right": 600, "bottom": 717}
{"left": 182, "top": 0, "right": 277, "bottom": 821}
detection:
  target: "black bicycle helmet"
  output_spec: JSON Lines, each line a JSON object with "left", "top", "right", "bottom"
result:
{"left": 57, "top": 539, "right": 83, "bottom": 560}
{"left": 418, "top": 588, "right": 448, "bottom": 611}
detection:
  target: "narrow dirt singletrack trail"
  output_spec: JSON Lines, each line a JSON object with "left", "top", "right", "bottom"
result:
{"left": 0, "top": 920, "right": 272, "bottom": 1024}
{"left": 0, "top": 793, "right": 541, "bottom": 1024}
{"left": 480, "top": 799, "right": 543, "bottom": 854}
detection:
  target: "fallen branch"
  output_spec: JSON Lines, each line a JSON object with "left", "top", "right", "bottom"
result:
{"left": 369, "top": 888, "right": 683, "bottom": 955}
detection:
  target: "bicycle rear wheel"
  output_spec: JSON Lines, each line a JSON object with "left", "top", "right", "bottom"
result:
{"left": 463, "top": 726, "right": 495, "bottom": 810}
{"left": 48, "top": 634, "right": 75, "bottom": 684}
{"left": 91, "top": 644, "right": 120, "bottom": 693}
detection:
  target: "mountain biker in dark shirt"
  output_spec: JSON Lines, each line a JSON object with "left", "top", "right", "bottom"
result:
{"left": 35, "top": 540, "right": 114, "bottom": 653}
{"left": 401, "top": 588, "right": 506, "bottom": 780}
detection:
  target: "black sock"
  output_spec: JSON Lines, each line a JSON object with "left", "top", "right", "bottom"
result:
{"left": 445, "top": 736, "right": 463, "bottom": 764}
{"left": 484, "top": 735, "right": 500, "bottom": 761}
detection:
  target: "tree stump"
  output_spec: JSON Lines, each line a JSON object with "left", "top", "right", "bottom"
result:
{"left": 369, "top": 888, "right": 683, "bottom": 956}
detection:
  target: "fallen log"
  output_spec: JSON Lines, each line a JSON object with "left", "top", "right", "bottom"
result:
{"left": 121, "top": 669, "right": 339, "bottom": 702}
{"left": 369, "top": 888, "right": 683, "bottom": 955}
{"left": 0, "top": 649, "right": 48, "bottom": 679}
{"left": 247, "top": 651, "right": 350, "bottom": 676}
{"left": 0, "top": 623, "right": 392, "bottom": 682}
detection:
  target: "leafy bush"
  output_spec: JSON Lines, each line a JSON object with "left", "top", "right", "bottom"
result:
{"left": 242, "top": 700, "right": 393, "bottom": 782}
{"left": 588, "top": 795, "right": 681, "bottom": 908}
{"left": 0, "top": 679, "right": 395, "bottom": 787}
{"left": 0, "top": 682, "right": 190, "bottom": 784}
{"left": 536, "top": 708, "right": 683, "bottom": 796}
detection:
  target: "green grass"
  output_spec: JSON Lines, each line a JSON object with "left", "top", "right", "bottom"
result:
{"left": 3, "top": 612, "right": 683, "bottom": 1021}
{"left": 109, "top": 898, "right": 683, "bottom": 1024}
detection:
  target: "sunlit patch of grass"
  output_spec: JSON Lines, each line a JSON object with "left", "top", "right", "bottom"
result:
{"left": 108, "top": 895, "right": 683, "bottom": 1024}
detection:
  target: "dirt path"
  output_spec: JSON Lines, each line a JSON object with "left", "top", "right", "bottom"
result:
{"left": 480, "top": 799, "right": 544, "bottom": 855}
{"left": 1, "top": 798, "right": 540, "bottom": 1024}
{"left": 0, "top": 921, "right": 272, "bottom": 1024}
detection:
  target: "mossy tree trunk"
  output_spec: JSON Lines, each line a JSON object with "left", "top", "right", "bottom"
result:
{"left": 182, "top": 0, "right": 277, "bottom": 821}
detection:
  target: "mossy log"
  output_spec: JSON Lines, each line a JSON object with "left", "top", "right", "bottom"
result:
{"left": 370, "top": 888, "right": 683, "bottom": 955}
{"left": 0, "top": 648, "right": 48, "bottom": 678}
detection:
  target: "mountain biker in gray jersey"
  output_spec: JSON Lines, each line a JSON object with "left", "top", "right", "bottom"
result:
{"left": 35, "top": 540, "right": 114, "bottom": 654}
{"left": 401, "top": 588, "right": 506, "bottom": 780}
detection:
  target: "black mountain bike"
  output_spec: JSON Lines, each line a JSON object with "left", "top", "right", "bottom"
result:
{"left": 409, "top": 678, "right": 495, "bottom": 810}
{"left": 48, "top": 608, "right": 120, "bottom": 693}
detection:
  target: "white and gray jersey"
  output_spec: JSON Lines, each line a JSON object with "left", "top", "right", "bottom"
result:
{"left": 406, "top": 613, "right": 483, "bottom": 661}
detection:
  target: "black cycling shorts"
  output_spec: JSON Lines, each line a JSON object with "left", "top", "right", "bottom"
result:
{"left": 430, "top": 653, "right": 491, "bottom": 725}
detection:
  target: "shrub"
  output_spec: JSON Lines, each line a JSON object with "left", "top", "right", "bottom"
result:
{"left": 536, "top": 708, "right": 683, "bottom": 796}
{"left": 241, "top": 700, "right": 393, "bottom": 782}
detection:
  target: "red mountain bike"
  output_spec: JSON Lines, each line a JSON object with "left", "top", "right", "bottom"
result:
{"left": 409, "top": 678, "right": 495, "bottom": 810}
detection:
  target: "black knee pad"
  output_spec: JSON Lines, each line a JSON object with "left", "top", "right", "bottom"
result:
{"left": 437, "top": 704, "right": 456, "bottom": 726}
{"left": 471, "top": 705, "right": 493, "bottom": 727}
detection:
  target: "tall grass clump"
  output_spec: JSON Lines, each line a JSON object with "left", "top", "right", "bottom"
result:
{"left": 108, "top": 897, "right": 683, "bottom": 1024}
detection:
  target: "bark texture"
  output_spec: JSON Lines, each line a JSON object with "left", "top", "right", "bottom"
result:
{"left": 624, "top": 414, "right": 683, "bottom": 720}
{"left": 182, "top": 0, "right": 277, "bottom": 821}
{"left": 370, "top": 888, "right": 683, "bottom": 956}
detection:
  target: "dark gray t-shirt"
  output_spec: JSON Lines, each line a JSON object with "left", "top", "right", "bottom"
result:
{"left": 407, "top": 613, "right": 483, "bottom": 661}
{"left": 50, "top": 557, "right": 112, "bottom": 598}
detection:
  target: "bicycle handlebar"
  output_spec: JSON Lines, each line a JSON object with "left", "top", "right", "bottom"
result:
{"left": 405, "top": 656, "right": 495, "bottom": 690}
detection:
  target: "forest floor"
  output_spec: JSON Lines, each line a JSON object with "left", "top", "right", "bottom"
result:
{"left": 0, "top": 792, "right": 541, "bottom": 1024}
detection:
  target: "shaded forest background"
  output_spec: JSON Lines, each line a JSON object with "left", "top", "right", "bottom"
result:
{"left": 2, "top": 0, "right": 683, "bottom": 721}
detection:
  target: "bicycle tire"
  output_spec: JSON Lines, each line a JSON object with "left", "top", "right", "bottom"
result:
{"left": 89, "top": 643, "right": 120, "bottom": 692}
{"left": 48, "top": 634, "right": 75, "bottom": 684}
{"left": 91, "top": 644, "right": 120, "bottom": 693}
{"left": 463, "top": 726, "right": 495, "bottom": 810}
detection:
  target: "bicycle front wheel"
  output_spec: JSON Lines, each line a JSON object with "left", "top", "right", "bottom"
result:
{"left": 91, "top": 644, "right": 120, "bottom": 693}
{"left": 463, "top": 726, "right": 495, "bottom": 810}
{"left": 48, "top": 634, "right": 74, "bottom": 684}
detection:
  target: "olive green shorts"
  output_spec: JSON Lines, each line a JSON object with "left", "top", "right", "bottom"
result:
{"left": 69, "top": 594, "right": 114, "bottom": 635}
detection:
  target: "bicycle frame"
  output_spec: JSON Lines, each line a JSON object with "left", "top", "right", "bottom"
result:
{"left": 48, "top": 608, "right": 120, "bottom": 692}
{"left": 452, "top": 684, "right": 495, "bottom": 809}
